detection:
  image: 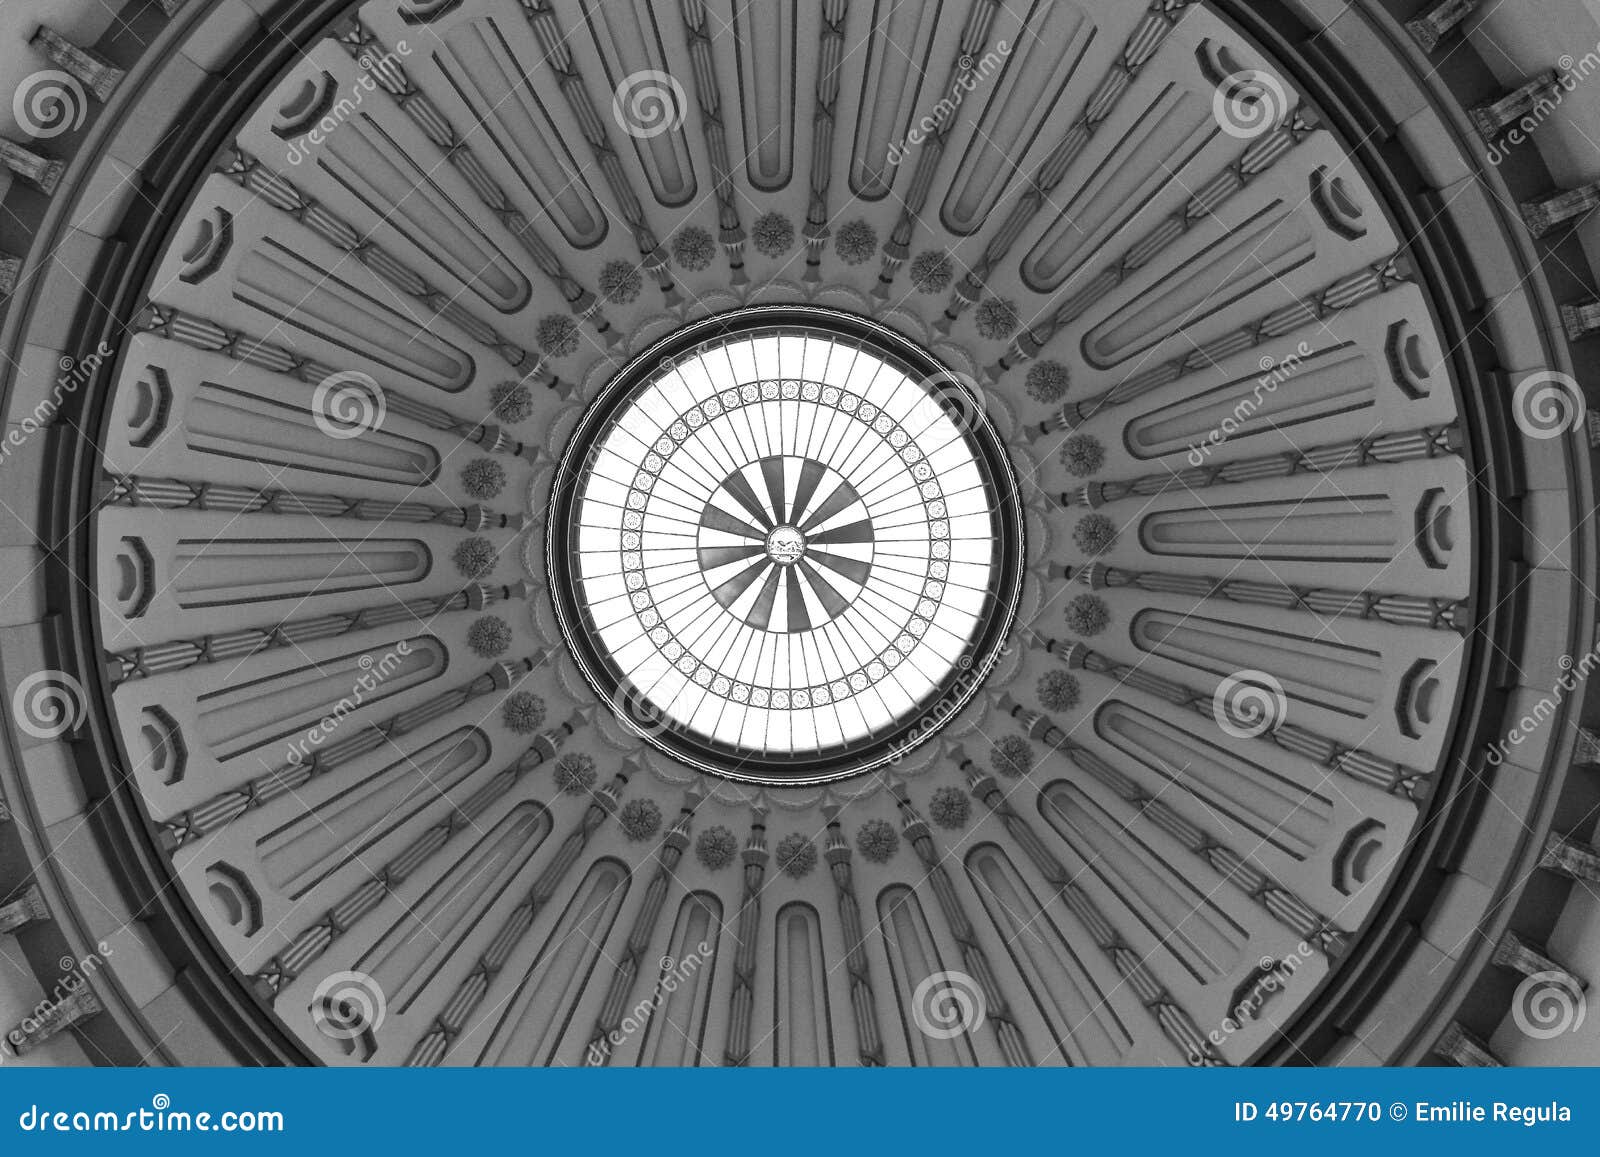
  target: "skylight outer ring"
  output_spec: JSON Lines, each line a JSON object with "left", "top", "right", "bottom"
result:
{"left": 546, "top": 307, "right": 1026, "bottom": 785}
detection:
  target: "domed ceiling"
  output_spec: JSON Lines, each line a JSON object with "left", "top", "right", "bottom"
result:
{"left": 0, "top": 0, "right": 1597, "bottom": 1070}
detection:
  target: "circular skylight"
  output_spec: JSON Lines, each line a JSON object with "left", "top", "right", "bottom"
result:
{"left": 548, "top": 309, "right": 1023, "bottom": 783}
